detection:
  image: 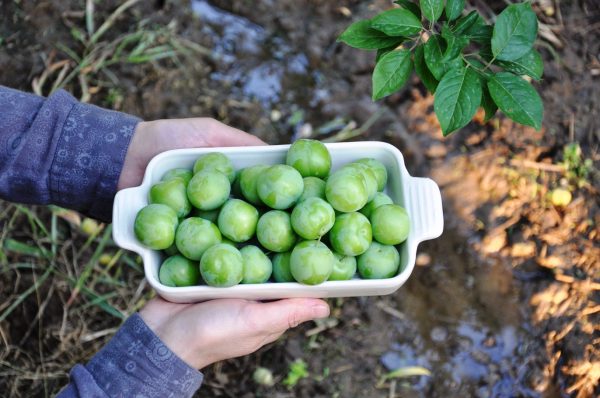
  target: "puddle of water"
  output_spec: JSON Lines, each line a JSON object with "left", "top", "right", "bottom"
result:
{"left": 192, "top": 0, "right": 317, "bottom": 108}
{"left": 189, "top": 2, "right": 552, "bottom": 396}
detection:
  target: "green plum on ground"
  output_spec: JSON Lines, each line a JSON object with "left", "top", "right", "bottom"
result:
{"left": 291, "top": 197, "right": 335, "bottom": 240}
{"left": 290, "top": 240, "right": 335, "bottom": 285}
{"left": 360, "top": 192, "right": 394, "bottom": 218}
{"left": 240, "top": 245, "right": 272, "bottom": 284}
{"left": 257, "top": 165, "right": 304, "bottom": 209}
{"left": 218, "top": 199, "right": 259, "bottom": 242}
{"left": 370, "top": 204, "right": 410, "bottom": 245}
{"left": 240, "top": 164, "right": 269, "bottom": 205}
{"left": 329, "top": 252, "right": 357, "bottom": 281}
{"left": 187, "top": 170, "right": 231, "bottom": 210}
{"left": 149, "top": 178, "right": 192, "bottom": 218}
{"left": 175, "top": 217, "right": 221, "bottom": 260}
{"left": 297, "top": 176, "right": 326, "bottom": 202}
{"left": 329, "top": 212, "right": 372, "bottom": 256}
{"left": 200, "top": 244, "right": 244, "bottom": 287}
{"left": 159, "top": 255, "right": 200, "bottom": 287}
{"left": 161, "top": 168, "right": 193, "bottom": 185}
{"left": 325, "top": 168, "right": 368, "bottom": 212}
{"left": 193, "top": 152, "right": 235, "bottom": 183}
{"left": 256, "top": 210, "right": 297, "bottom": 252}
{"left": 134, "top": 204, "right": 178, "bottom": 250}
{"left": 357, "top": 242, "right": 400, "bottom": 279}
{"left": 356, "top": 158, "right": 387, "bottom": 191}
{"left": 272, "top": 251, "right": 294, "bottom": 282}
{"left": 286, "top": 139, "right": 331, "bottom": 178}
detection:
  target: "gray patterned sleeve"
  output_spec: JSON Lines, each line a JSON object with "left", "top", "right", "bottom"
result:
{"left": 0, "top": 85, "right": 140, "bottom": 222}
{"left": 57, "top": 313, "right": 204, "bottom": 397}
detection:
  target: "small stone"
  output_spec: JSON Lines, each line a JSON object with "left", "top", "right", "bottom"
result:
{"left": 510, "top": 242, "right": 536, "bottom": 257}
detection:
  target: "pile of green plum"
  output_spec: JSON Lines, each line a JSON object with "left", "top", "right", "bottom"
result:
{"left": 134, "top": 139, "right": 410, "bottom": 287}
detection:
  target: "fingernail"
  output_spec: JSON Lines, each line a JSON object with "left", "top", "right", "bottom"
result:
{"left": 312, "top": 304, "right": 330, "bottom": 318}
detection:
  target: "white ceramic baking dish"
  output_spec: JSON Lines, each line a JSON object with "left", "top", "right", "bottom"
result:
{"left": 113, "top": 141, "right": 443, "bottom": 302}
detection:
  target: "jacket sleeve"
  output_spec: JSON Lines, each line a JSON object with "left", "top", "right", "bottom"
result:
{"left": 0, "top": 85, "right": 140, "bottom": 222}
{"left": 57, "top": 313, "right": 204, "bottom": 398}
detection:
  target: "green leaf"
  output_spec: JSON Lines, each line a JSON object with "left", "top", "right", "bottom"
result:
{"left": 420, "top": 0, "right": 444, "bottom": 23}
{"left": 376, "top": 44, "right": 402, "bottom": 62}
{"left": 424, "top": 35, "right": 464, "bottom": 80}
{"left": 445, "top": 0, "right": 465, "bottom": 21}
{"left": 441, "top": 25, "right": 469, "bottom": 62}
{"left": 491, "top": 2, "right": 538, "bottom": 61}
{"left": 464, "top": 15, "right": 492, "bottom": 43}
{"left": 414, "top": 44, "right": 439, "bottom": 93}
{"left": 481, "top": 83, "right": 498, "bottom": 122}
{"left": 453, "top": 10, "right": 479, "bottom": 34}
{"left": 495, "top": 48, "right": 543, "bottom": 80}
{"left": 372, "top": 49, "right": 413, "bottom": 100}
{"left": 338, "top": 20, "right": 405, "bottom": 50}
{"left": 488, "top": 72, "right": 543, "bottom": 129}
{"left": 394, "top": 0, "right": 421, "bottom": 19}
{"left": 434, "top": 66, "right": 482, "bottom": 135}
{"left": 371, "top": 8, "right": 422, "bottom": 37}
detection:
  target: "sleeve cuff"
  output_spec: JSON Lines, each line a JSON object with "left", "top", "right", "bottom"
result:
{"left": 85, "top": 313, "right": 203, "bottom": 398}
{"left": 49, "top": 97, "right": 140, "bottom": 222}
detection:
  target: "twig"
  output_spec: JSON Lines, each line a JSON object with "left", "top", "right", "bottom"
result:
{"left": 509, "top": 158, "right": 566, "bottom": 172}
{"left": 90, "top": 0, "right": 141, "bottom": 44}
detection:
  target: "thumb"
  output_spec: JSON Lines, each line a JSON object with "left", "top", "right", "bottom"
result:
{"left": 251, "top": 298, "right": 330, "bottom": 332}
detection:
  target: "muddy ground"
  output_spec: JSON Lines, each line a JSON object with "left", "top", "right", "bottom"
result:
{"left": 0, "top": 0, "right": 598, "bottom": 397}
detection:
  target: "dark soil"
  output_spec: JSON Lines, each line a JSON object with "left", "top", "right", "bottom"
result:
{"left": 0, "top": 0, "right": 598, "bottom": 397}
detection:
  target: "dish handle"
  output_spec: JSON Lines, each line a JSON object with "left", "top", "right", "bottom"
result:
{"left": 406, "top": 177, "right": 444, "bottom": 243}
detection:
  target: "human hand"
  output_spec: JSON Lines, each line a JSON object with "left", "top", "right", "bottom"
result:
{"left": 118, "top": 118, "right": 265, "bottom": 190}
{"left": 139, "top": 297, "right": 330, "bottom": 369}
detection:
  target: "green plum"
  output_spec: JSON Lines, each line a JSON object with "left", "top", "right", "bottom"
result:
{"left": 325, "top": 168, "right": 368, "bottom": 212}
{"left": 360, "top": 192, "right": 394, "bottom": 218}
{"left": 286, "top": 139, "right": 331, "bottom": 178}
{"left": 272, "top": 251, "right": 294, "bottom": 282}
{"left": 256, "top": 210, "right": 297, "bottom": 252}
{"left": 200, "top": 244, "right": 244, "bottom": 287}
{"left": 297, "top": 176, "right": 326, "bottom": 202}
{"left": 370, "top": 204, "right": 410, "bottom": 245}
{"left": 193, "top": 152, "right": 235, "bottom": 183}
{"left": 240, "top": 245, "right": 272, "bottom": 284}
{"left": 329, "top": 212, "right": 372, "bottom": 256}
{"left": 357, "top": 242, "right": 400, "bottom": 279}
{"left": 134, "top": 204, "right": 178, "bottom": 250}
{"left": 161, "top": 168, "right": 193, "bottom": 185}
{"left": 231, "top": 168, "right": 244, "bottom": 198}
{"left": 218, "top": 199, "right": 259, "bottom": 242}
{"left": 175, "top": 217, "right": 221, "bottom": 260}
{"left": 290, "top": 240, "right": 335, "bottom": 285}
{"left": 290, "top": 197, "right": 335, "bottom": 240}
{"left": 164, "top": 242, "right": 180, "bottom": 256}
{"left": 329, "top": 253, "right": 357, "bottom": 281}
{"left": 221, "top": 237, "right": 237, "bottom": 247}
{"left": 356, "top": 158, "right": 387, "bottom": 191}
{"left": 149, "top": 178, "right": 192, "bottom": 218}
{"left": 343, "top": 162, "right": 378, "bottom": 201}
{"left": 240, "top": 165, "right": 269, "bottom": 205}
{"left": 257, "top": 165, "right": 304, "bottom": 209}
{"left": 159, "top": 255, "right": 200, "bottom": 287}
{"left": 187, "top": 170, "right": 231, "bottom": 210}
{"left": 194, "top": 207, "right": 221, "bottom": 223}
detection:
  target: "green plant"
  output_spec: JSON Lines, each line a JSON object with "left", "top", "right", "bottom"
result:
{"left": 338, "top": 0, "right": 544, "bottom": 136}
{"left": 283, "top": 359, "right": 309, "bottom": 388}
{"left": 562, "top": 142, "right": 594, "bottom": 188}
